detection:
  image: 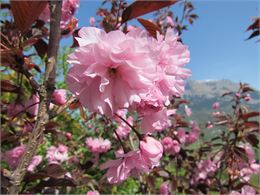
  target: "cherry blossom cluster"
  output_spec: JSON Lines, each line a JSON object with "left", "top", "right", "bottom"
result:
{"left": 39, "top": 0, "right": 79, "bottom": 30}
{"left": 2, "top": 145, "right": 42, "bottom": 172}
{"left": 66, "top": 27, "right": 190, "bottom": 133}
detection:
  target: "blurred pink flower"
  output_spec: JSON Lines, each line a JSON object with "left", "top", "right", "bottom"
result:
{"left": 39, "top": 0, "right": 79, "bottom": 30}
{"left": 87, "top": 191, "right": 99, "bottom": 195}
{"left": 212, "top": 111, "right": 221, "bottom": 117}
{"left": 166, "top": 16, "right": 174, "bottom": 27}
{"left": 184, "top": 105, "right": 192, "bottom": 116}
{"left": 115, "top": 116, "right": 133, "bottom": 139}
{"left": 186, "top": 121, "right": 200, "bottom": 144}
{"left": 160, "top": 181, "right": 170, "bottom": 195}
{"left": 140, "top": 136, "right": 163, "bottom": 167}
{"left": 162, "top": 137, "right": 180, "bottom": 155}
{"left": 52, "top": 89, "right": 67, "bottom": 105}
{"left": 177, "top": 128, "right": 186, "bottom": 144}
{"left": 27, "top": 155, "right": 42, "bottom": 172}
{"left": 212, "top": 102, "right": 220, "bottom": 109}
{"left": 206, "top": 121, "right": 214, "bottom": 129}
{"left": 24, "top": 94, "right": 39, "bottom": 116}
{"left": 3, "top": 145, "right": 25, "bottom": 169}
{"left": 161, "top": 137, "right": 173, "bottom": 151}
{"left": 141, "top": 108, "right": 170, "bottom": 134}
{"left": 191, "top": 159, "right": 217, "bottom": 185}
{"left": 241, "top": 185, "right": 256, "bottom": 195}
{"left": 231, "top": 185, "right": 256, "bottom": 195}
{"left": 100, "top": 150, "right": 149, "bottom": 184}
{"left": 47, "top": 144, "right": 68, "bottom": 164}
{"left": 89, "top": 17, "right": 95, "bottom": 27}
{"left": 7, "top": 103, "right": 24, "bottom": 118}
{"left": 86, "top": 137, "right": 111, "bottom": 153}
{"left": 244, "top": 94, "right": 252, "bottom": 102}
{"left": 22, "top": 122, "right": 34, "bottom": 134}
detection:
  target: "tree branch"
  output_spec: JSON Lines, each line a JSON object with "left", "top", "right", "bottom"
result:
{"left": 8, "top": 1, "right": 62, "bottom": 194}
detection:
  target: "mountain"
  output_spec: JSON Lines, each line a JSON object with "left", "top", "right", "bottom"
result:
{"left": 182, "top": 79, "right": 260, "bottom": 123}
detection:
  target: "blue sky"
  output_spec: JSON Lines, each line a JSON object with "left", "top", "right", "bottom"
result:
{"left": 70, "top": 0, "right": 259, "bottom": 89}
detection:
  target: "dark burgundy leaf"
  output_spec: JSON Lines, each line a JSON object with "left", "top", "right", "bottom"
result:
{"left": 10, "top": 1, "right": 47, "bottom": 33}
{"left": 244, "top": 121, "right": 259, "bottom": 129}
{"left": 246, "top": 18, "right": 260, "bottom": 31}
{"left": 122, "top": 0, "right": 177, "bottom": 23}
{"left": 246, "top": 29, "right": 260, "bottom": 40}
{"left": 137, "top": 18, "right": 161, "bottom": 38}
{"left": 34, "top": 39, "right": 48, "bottom": 58}
{"left": 245, "top": 134, "right": 259, "bottom": 148}
{"left": 71, "top": 29, "right": 80, "bottom": 48}
{"left": 242, "top": 112, "right": 260, "bottom": 120}
{"left": 1, "top": 80, "right": 19, "bottom": 93}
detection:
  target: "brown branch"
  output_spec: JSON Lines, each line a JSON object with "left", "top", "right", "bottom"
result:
{"left": 8, "top": 1, "right": 62, "bottom": 194}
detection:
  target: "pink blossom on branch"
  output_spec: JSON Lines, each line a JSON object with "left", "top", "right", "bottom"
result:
{"left": 66, "top": 27, "right": 190, "bottom": 116}
{"left": 3, "top": 145, "right": 25, "bottom": 169}
{"left": 39, "top": 0, "right": 79, "bottom": 30}
{"left": 52, "top": 89, "right": 67, "bottom": 105}
{"left": 27, "top": 155, "right": 43, "bottom": 172}
{"left": 85, "top": 137, "right": 111, "bottom": 153}
{"left": 212, "top": 102, "right": 220, "bottom": 109}
{"left": 115, "top": 116, "right": 133, "bottom": 139}
{"left": 140, "top": 136, "right": 163, "bottom": 167}
{"left": 160, "top": 181, "right": 170, "bottom": 195}
{"left": 46, "top": 144, "right": 69, "bottom": 164}
{"left": 86, "top": 191, "right": 99, "bottom": 195}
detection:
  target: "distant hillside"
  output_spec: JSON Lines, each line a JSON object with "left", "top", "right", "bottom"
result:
{"left": 183, "top": 80, "right": 260, "bottom": 123}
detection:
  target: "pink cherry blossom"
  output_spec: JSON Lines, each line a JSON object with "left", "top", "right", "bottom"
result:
{"left": 85, "top": 137, "right": 111, "bottom": 153}
{"left": 154, "top": 28, "right": 191, "bottom": 97}
{"left": 241, "top": 185, "right": 256, "bottom": 195}
{"left": 52, "top": 89, "right": 67, "bottom": 105}
{"left": 212, "top": 102, "right": 220, "bottom": 109}
{"left": 140, "top": 136, "right": 163, "bottom": 167}
{"left": 206, "top": 121, "right": 214, "bottom": 129}
{"left": 87, "top": 191, "right": 99, "bottom": 195}
{"left": 3, "top": 145, "right": 25, "bottom": 169}
{"left": 184, "top": 105, "right": 192, "bottom": 116}
{"left": 141, "top": 107, "right": 170, "bottom": 134}
{"left": 7, "top": 103, "right": 24, "bottom": 118}
{"left": 67, "top": 27, "right": 157, "bottom": 116}
{"left": 177, "top": 128, "right": 186, "bottom": 144}
{"left": 67, "top": 27, "right": 190, "bottom": 116}
{"left": 115, "top": 116, "right": 133, "bottom": 139}
{"left": 46, "top": 144, "right": 69, "bottom": 164}
{"left": 24, "top": 94, "right": 39, "bottom": 116}
{"left": 191, "top": 159, "right": 217, "bottom": 185}
{"left": 162, "top": 137, "right": 180, "bottom": 155}
{"left": 244, "top": 94, "right": 252, "bottom": 102}
{"left": 186, "top": 121, "right": 200, "bottom": 144}
{"left": 162, "top": 137, "right": 173, "bottom": 151}
{"left": 100, "top": 150, "right": 149, "bottom": 184}
{"left": 166, "top": 16, "right": 174, "bottom": 27}
{"left": 27, "top": 155, "right": 43, "bottom": 172}
{"left": 89, "top": 17, "right": 95, "bottom": 27}
{"left": 160, "top": 181, "right": 170, "bottom": 195}
{"left": 39, "top": 0, "right": 79, "bottom": 30}
{"left": 235, "top": 92, "right": 241, "bottom": 98}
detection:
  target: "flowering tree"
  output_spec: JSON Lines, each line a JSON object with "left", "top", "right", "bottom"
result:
{"left": 1, "top": 0, "right": 259, "bottom": 194}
